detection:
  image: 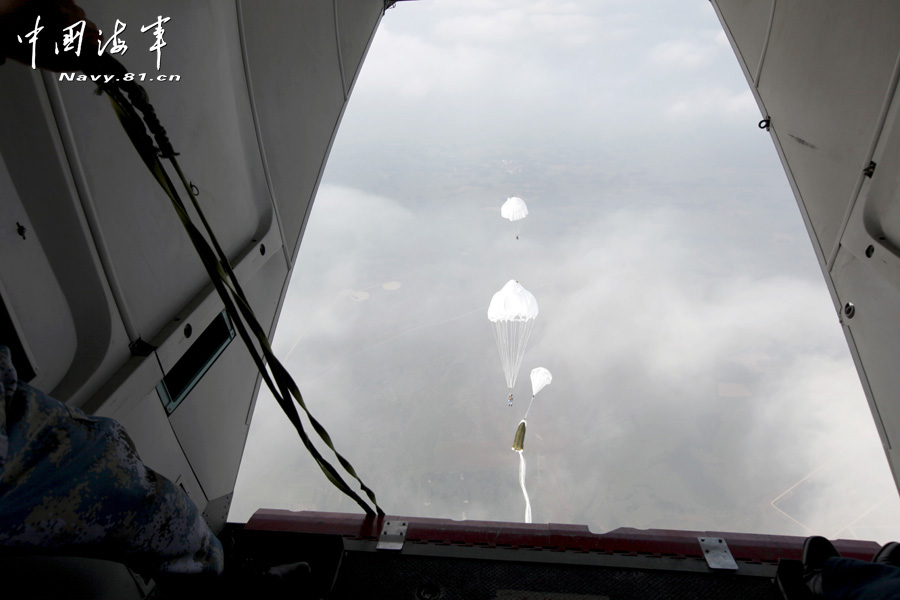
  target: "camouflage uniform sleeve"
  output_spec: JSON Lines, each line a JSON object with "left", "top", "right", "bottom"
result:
{"left": 0, "top": 346, "right": 224, "bottom": 575}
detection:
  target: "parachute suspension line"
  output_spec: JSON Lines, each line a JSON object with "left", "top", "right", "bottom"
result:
{"left": 490, "top": 318, "right": 535, "bottom": 402}
{"left": 518, "top": 450, "right": 532, "bottom": 524}
{"left": 488, "top": 280, "right": 538, "bottom": 406}
{"left": 523, "top": 394, "right": 536, "bottom": 420}
{"left": 90, "top": 55, "right": 382, "bottom": 517}
{"left": 511, "top": 318, "right": 535, "bottom": 396}
{"left": 490, "top": 320, "right": 513, "bottom": 390}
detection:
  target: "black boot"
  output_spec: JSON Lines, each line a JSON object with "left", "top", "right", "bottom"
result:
{"left": 872, "top": 542, "right": 900, "bottom": 568}
{"left": 802, "top": 536, "right": 840, "bottom": 597}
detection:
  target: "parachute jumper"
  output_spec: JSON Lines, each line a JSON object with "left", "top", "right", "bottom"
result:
{"left": 500, "top": 196, "right": 528, "bottom": 239}
{"left": 488, "top": 280, "right": 539, "bottom": 406}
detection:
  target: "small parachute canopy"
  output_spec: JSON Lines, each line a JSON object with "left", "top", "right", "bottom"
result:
{"left": 489, "top": 281, "right": 539, "bottom": 402}
{"left": 530, "top": 367, "right": 552, "bottom": 397}
{"left": 501, "top": 196, "right": 528, "bottom": 222}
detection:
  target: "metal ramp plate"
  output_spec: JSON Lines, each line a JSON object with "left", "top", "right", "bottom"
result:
{"left": 699, "top": 537, "right": 739, "bottom": 570}
{"left": 376, "top": 520, "right": 408, "bottom": 551}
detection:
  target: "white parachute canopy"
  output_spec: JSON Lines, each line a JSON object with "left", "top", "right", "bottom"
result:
{"left": 488, "top": 280, "right": 539, "bottom": 402}
{"left": 501, "top": 196, "right": 528, "bottom": 222}
{"left": 501, "top": 196, "right": 528, "bottom": 239}
{"left": 530, "top": 367, "right": 552, "bottom": 397}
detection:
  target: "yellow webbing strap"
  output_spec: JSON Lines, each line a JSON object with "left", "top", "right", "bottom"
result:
{"left": 90, "top": 55, "right": 383, "bottom": 517}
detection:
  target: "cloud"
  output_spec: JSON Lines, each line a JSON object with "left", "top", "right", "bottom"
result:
{"left": 715, "top": 30, "right": 730, "bottom": 48}
{"left": 231, "top": 1, "right": 900, "bottom": 540}
{"left": 232, "top": 186, "right": 900, "bottom": 539}
{"left": 357, "top": 29, "right": 494, "bottom": 98}
{"left": 649, "top": 39, "right": 717, "bottom": 69}
{"left": 434, "top": 6, "right": 599, "bottom": 46}
{"left": 664, "top": 85, "right": 757, "bottom": 118}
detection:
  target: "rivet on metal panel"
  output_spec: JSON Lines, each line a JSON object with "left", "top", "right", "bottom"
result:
{"left": 698, "top": 537, "right": 738, "bottom": 570}
{"left": 376, "top": 519, "right": 408, "bottom": 551}
{"left": 844, "top": 303, "right": 856, "bottom": 319}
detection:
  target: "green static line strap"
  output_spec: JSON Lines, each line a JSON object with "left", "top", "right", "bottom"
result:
{"left": 93, "top": 56, "right": 383, "bottom": 517}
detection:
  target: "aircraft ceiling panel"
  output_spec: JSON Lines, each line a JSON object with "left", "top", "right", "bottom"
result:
{"left": 55, "top": 1, "right": 273, "bottom": 342}
{"left": 239, "top": 0, "right": 383, "bottom": 261}
{"left": 832, "top": 84, "right": 900, "bottom": 490}
{"left": 336, "top": 0, "right": 385, "bottom": 97}
{"left": 166, "top": 250, "right": 289, "bottom": 503}
{"left": 755, "top": 0, "right": 900, "bottom": 258}
{"left": 851, "top": 97, "right": 900, "bottom": 263}
{"left": 713, "top": 0, "right": 773, "bottom": 84}
{"left": 831, "top": 248, "right": 898, "bottom": 452}
{"left": 0, "top": 66, "right": 131, "bottom": 404}
{"left": 714, "top": 0, "right": 900, "bottom": 494}
{"left": 0, "top": 151, "right": 77, "bottom": 393}
{"left": 236, "top": 238, "right": 292, "bottom": 347}
{"left": 839, "top": 85, "right": 900, "bottom": 297}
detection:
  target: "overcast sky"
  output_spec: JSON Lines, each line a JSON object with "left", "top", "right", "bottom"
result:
{"left": 231, "top": 0, "right": 900, "bottom": 543}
